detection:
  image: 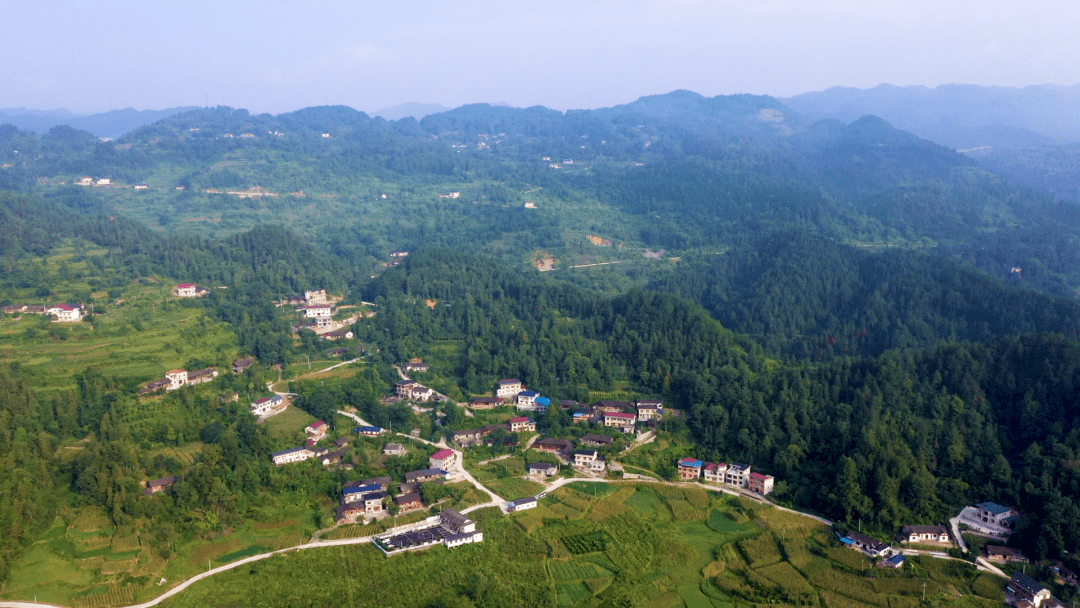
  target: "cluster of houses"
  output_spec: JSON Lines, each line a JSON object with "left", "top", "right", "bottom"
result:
{"left": 337, "top": 449, "right": 457, "bottom": 524}
{"left": 270, "top": 420, "right": 350, "bottom": 466}
{"left": 677, "top": 457, "right": 775, "bottom": 495}
{"left": 1, "top": 303, "right": 84, "bottom": 322}
{"left": 385, "top": 250, "right": 409, "bottom": 268}
{"left": 174, "top": 283, "right": 209, "bottom": 298}
{"left": 449, "top": 417, "right": 534, "bottom": 448}
{"left": 140, "top": 366, "right": 219, "bottom": 395}
{"left": 395, "top": 379, "right": 436, "bottom": 402}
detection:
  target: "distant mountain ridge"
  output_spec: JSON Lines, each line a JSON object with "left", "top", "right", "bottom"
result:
{"left": 0, "top": 106, "right": 199, "bottom": 139}
{"left": 782, "top": 83, "right": 1080, "bottom": 148}
{"left": 372, "top": 102, "right": 450, "bottom": 121}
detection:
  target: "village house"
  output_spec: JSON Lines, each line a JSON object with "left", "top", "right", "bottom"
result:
{"left": 603, "top": 412, "right": 636, "bottom": 430}
{"left": 320, "top": 328, "right": 354, "bottom": 341}
{"left": 497, "top": 379, "right": 524, "bottom": 400}
{"left": 429, "top": 448, "right": 457, "bottom": 470}
{"left": 534, "top": 397, "right": 551, "bottom": 414}
{"left": 574, "top": 450, "right": 606, "bottom": 472}
{"left": 304, "top": 304, "right": 333, "bottom": 320}
{"left": 394, "top": 492, "right": 424, "bottom": 514}
{"left": 481, "top": 423, "right": 510, "bottom": 436}
{"left": 396, "top": 380, "right": 418, "bottom": 399}
{"left": 973, "top": 502, "right": 1020, "bottom": 530}
{"left": 383, "top": 443, "right": 405, "bottom": 456}
{"left": 882, "top": 554, "right": 906, "bottom": 569}
{"left": 390, "top": 250, "right": 409, "bottom": 258}
{"left": 48, "top": 304, "right": 82, "bottom": 322}
{"left": 516, "top": 391, "right": 539, "bottom": 409}
{"left": 359, "top": 426, "right": 384, "bottom": 437}
{"left": 343, "top": 484, "right": 382, "bottom": 504}
{"left": 305, "top": 289, "right": 327, "bottom": 304}
{"left": 573, "top": 409, "right": 595, "bottom": 424}
{"left": 441, "top": 509, "right": 484, "bottom": 548}
{"left": 272, "top": 447, "right": 313, "bottom": 466}
{"left": 725, "top": 463, "right": 752, "bottom": 487}
{"left": 326, "top": 347, "right": 349, "bottom": 358}
{"left": 134, "top": 183, "right": 148, "bottom": 190}
{"left": 678, "top": 457, "right": 703, "bottom": 480}
{"left": 898, "top": 525, "right": 951, "bottom": 545}
{"left": 320, "top": 449, "right": 348, "bottom": 466}
{"left": 335, "top": 503, "right": 365, "bottom": 524}
{"left": 232, "top": 357, "right": 254, "bottom": 373}
{"left": 250, "top": 394, "right": 284, "bottom": 416}
{"left": 305, "top": 421, "right": 329, "bottom": 441}
{"left": 361, "top": 491, "right": 386, "bottom": 514}
{"left": 1008, "top": 573, "right": 1053, "bottom": 608}
{"left": 580, "top": 433, "right": 613, "bottom": 447}
{"left": 139, "top": 378, "right": 170, "bottom": 395}
{"left": 405, "top": 469, "right": 448, "bottom": 484}
{"left": 528, "top": 462, "right": 558, "bottom": 478}
{"left": 842, "top": 531, "right": 892, "bottom": 557}
{"left": 508, "top": 497, "right": 538, "bottom": 512}
{"left": 403, "top": 360, "right": 430, "bottom": 372}
{"left": 452, "top": 429, "right": 483, "bottom": 446}
{"left": 333, "top": 436, "right": 349, "bottom": 449}
{"left": 142, "top": 476, "right": 178, "bottom": 496}
{"left": 984, "top": 545, "right": 1028, "bottom": 564}
{"left": 509, "top": 417, "right": 536, "bottom": 433}
{"left": 748, "top": 472, "right": 775, "bottom": 495}
{"left": 636, "top": 403, "right": 660, "bottom": 422}
{"left": 75, "top": 176, "right": 94, "bottom": 186}
{"left": 355, "top": 477, "right": 391, "bottom": 491}
{"left": 595, "top": 400, "right": 633, "bottom": 413}
{"left": 164, "top": 369, "right": 188, "bottom": 390}
{"left": 533, "top": 438, "right": 573, "bottom": 454}
{"left": 187, "top": 368, "right": 219, "bottom": 386}
{"left": 703, "top": 462, "right": 728, "bottom": 484}
{"left": 470, "top": 396, "right": 499, "bottom": 409}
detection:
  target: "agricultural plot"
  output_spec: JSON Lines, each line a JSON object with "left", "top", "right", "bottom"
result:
{"left": 484, "top": 476, "right": 545, "bottom": 500}
{"left": 0, "top": 268, "right": 237, "bottom": 394}
{"left": 9, "top": 483, "right": 1013, "bottom": 608}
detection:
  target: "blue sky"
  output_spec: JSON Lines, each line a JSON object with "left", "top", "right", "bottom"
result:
{"left": 4, "top": 0, "right": 1079, "bottom": 114}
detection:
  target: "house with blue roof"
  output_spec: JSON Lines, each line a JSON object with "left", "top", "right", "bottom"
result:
{"left": 678, "top": 457, "right": 703, "bottom": 480}
{"left": 973, "top": 501, "right": 1020, "bottom": 530}
{"left": 343, "top": 484, "right": 381, "bottom": 503}
{"left": 534, "top": 396, "right": 551, "bottom": 413}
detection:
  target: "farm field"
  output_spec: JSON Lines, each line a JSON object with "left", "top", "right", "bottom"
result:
{"left": 53, "top": 481, "right": 1004, "bottom": 608}
{"left": 0, "top": 501, "right": 315, "bottom": 607}
{"left": 0, "top": 249, "right": 238, "bottom": 394}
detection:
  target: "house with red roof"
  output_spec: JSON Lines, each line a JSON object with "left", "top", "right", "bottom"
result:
{"left": 509, "top": 417, "right": 536, "bottom": 432}
{"left": 429, "top": 448, "right": 457, "bottom": 470}
{"left": 603, "top": 412, "right": 636, "bottom": 430}
{"left": 748, "top": 472, "right": 774, "bottom": 495}
{"left": 305, "top": 420, "right": 328, "bottom": 441}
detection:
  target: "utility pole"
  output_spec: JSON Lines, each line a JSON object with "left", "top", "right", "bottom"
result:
{"left": 922, "top": 581, "right": 926, "bottom": 601}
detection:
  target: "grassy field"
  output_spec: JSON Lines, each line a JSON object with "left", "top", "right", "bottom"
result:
{"left": 0, "top": 249, "right": 238, "bottom": 393}
{"left": 0, "top": 501, "right": 315, "bottom": 607}
{"left": 2, "top": 482, "right": 1010, "bottom": 608}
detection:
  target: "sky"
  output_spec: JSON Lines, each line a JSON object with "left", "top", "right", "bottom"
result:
{"left": 4, "top": 0, "right": 1080, "bottom": 115}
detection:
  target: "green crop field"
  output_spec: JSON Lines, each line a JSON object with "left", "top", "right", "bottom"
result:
{"left": 0, "top": 250, "right": 238, "bottom": 394}
{"left": 31, "top": 481, "right": 999, "bottom": 608}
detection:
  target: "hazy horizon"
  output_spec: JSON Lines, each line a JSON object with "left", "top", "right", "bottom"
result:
{"left": 5, "top": 0, "right": 1079, "bottom": 116}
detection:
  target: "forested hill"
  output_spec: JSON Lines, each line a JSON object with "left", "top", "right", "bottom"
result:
{"left": 4, "top": 90, "right": 1080, "bottom": 294}
{"left": 646, "top": 232, "right": 1080, "bottom": 359}
{"left": 357, "top": 249, "right": 1080, "bottom": 559}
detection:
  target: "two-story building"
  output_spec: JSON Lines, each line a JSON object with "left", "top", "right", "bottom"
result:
{"left": 509, "top": 417, "right": 536, "bottom": 433}
{"left": 636, "top": 400, "right": 662, "bottom": 421}
{"left": 403, "top": 360, "right": 430, "bottom": 372}
{"left": 394, "top": 492, "right": 424, "bottom": 514}
{"left": 304, "top": 289, "right": 327, "bottom": 304}
{"left": 177, "top": 283, "right": 198, "bottom": 297}
{"left": 603, "top": 412, "right": 636, "bottom": 430}
{"left": 703, "top": 462, "right": 728, "bottom": 484}
{"left": 1008, "top": 573, "right": 1052, "bottom": 608}
{"left": 250, "top": 394, "right": 284, "bottom": 416}
{"left": 516, "top": 391, "right": 539, "bottom": 409}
